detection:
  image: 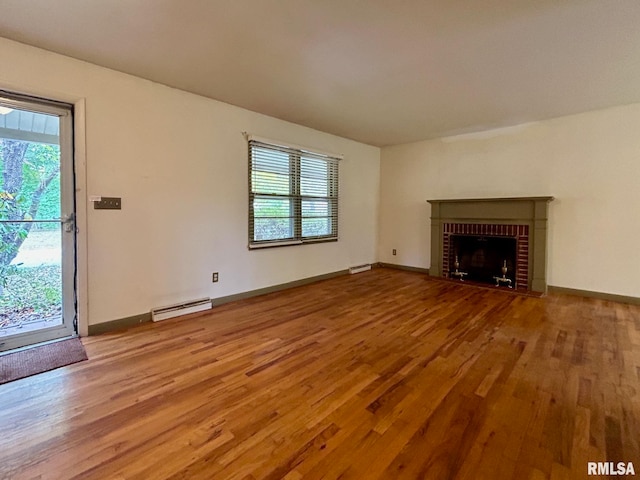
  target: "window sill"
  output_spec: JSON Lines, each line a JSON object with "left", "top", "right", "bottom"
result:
{"left": 249, "top": 238, "right": 338, "bottom": 250}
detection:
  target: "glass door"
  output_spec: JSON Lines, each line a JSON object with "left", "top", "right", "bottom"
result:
{"left": 0, "top": 93, "right": 76, "bottom": 352}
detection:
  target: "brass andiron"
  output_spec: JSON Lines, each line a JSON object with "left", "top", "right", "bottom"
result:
{"left": 493, "top": 260, "right": 513, "bottom": 288}
{"left": 450, "top": 255, "right": 468, "bottom": 281}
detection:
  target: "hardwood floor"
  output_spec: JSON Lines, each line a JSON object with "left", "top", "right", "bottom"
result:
{"left": 1, "top": 268, "right": 638, "bottom": 479}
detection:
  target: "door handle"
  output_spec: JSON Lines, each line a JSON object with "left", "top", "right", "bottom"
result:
{"left": 60, "top": 213, "right": 75, "bottom": 233}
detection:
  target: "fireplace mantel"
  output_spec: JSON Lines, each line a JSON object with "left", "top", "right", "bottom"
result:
{"left": 427, "top": 196, "right": 554, "bottom": 292}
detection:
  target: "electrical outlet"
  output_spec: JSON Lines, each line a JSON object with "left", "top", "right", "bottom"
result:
{"left": 212, "top": 272, "right": 219, "bottom": 283}
{"left": 392, "top": 249, "right": 397, "bottom": 255}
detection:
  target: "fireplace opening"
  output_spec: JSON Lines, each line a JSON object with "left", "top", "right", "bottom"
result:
{"left": 449, "top": 235, "right": 517, "bottom": 287}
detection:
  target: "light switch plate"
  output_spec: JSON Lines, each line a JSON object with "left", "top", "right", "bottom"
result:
{"left": 94, "top": 197, "right": 122, "bottom": 210}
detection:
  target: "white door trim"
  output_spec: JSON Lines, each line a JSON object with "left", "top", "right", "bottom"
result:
{"left": 73, "top": 98, "right": 89, "bottom": 337}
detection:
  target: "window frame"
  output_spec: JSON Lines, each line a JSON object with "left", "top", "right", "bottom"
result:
{"left": 248, "top": 138, "right": 339, "bottom": 249}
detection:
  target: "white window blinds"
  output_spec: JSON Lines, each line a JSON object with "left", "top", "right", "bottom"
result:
{"left": 248, "top": 139, "right": 339, "bottom": 248}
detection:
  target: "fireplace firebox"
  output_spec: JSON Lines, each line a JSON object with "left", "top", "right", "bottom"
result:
{"left": 443, "top": 223, "right": 528, "bottom": 289}
{"left": 450, "top": 234, "right": 516, "bottom": 286}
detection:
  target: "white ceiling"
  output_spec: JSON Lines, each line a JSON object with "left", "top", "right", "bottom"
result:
{"left": 1, "top": 0, "right": 640, "bottom": 147}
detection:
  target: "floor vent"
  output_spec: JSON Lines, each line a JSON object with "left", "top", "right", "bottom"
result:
{"left": 349, "top": 264, "right": 372, "bottom": 274}
{"left": 151, "top": 298, "right": 212, "bottom": 322}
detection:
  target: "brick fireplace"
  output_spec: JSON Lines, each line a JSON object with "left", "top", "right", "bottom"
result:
{"left": 427, "top": 197, "right": 554, "bottom": 293}
{"left": 442, "top": 223, "right": 530, "bottom": 290}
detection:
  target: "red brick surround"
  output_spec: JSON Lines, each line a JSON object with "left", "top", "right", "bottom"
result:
{"left": 442, "top": 223, "right": 529, "bottom": 290}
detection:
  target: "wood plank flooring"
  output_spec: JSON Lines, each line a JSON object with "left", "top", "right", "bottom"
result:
{"left": 0, "top": 268, "right": 639, "bottom": 479}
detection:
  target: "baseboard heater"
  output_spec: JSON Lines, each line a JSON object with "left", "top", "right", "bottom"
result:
{"left": 151, "top": 297, "right": 212, "bottom": 322}
{"left": 349, "top": 264, "right": 372, "bottom": 274}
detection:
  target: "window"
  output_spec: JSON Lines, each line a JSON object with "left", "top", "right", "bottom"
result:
{"left": 248, "top": 138, "right": 339, "bottom": 248}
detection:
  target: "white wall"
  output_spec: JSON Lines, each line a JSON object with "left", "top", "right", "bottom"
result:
{"left": 0, "top": 38, "right": 380, "bottom": 326}
{"left": 379, "top": 104, "right": 640, "bottom": 297}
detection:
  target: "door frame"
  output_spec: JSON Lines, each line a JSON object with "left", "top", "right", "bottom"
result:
{"left": 0, "top": 86, "right": 89, "bottom": 342}
{"left": 0, "top": 92, "right": 75, "bottom": 351}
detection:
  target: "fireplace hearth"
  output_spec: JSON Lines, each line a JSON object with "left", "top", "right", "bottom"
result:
{"left": 427, "top": 197, "right": 554, "bottom": 293}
